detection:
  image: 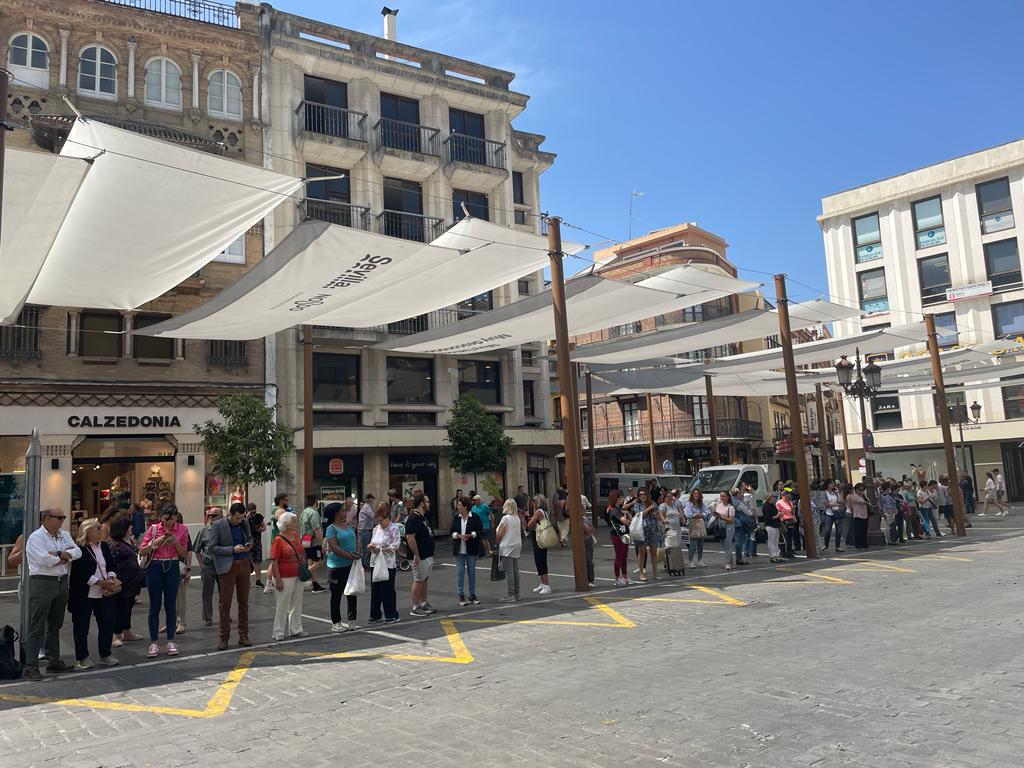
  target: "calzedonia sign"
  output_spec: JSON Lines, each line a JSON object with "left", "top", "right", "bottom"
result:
{"left": 67, "top": 414, "right": 183, "bottom": 428}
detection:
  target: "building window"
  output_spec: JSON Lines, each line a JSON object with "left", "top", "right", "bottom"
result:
{"left": 579, "top": 406, "right": 588, "bottom": 433}
{"left": 934, "top": 311, "right": 958, "bottom": 347}
{"left": 78, "top": 45, "right": 116, "bottom": 98}
{"left": 388, "top": 411, "right": 437, "bottom": 426}
{"left": 314, "top": 411, "right": 361, "bottom": 427}
{"left": 313, "top": 353, "right": 360, "bottom": 403}
{"left": 213, "top": 235, "right": 245, "bottom": 264}
{"left": 512, "top": 171, "right": 525, "bottom": 205}
{"left": 852, "top": 212, "right": 883, "bottom": 263}
{"left": 133, "top": 315, "right": 174, "bottom": 360}
{"left": 858, "top": 268, "right": 889, "bottom": 313}
{"left": 379, "top": 93, "right": 422, "bottom": 151}
{"left": 303, "top": 75, "right": 349, "bottom": 136}
{"left": 918, "top": 253, "right": 951, "bottom": 306}
{"left": 992, "top": 300, "right": 1024, "bottom": 339}
{"left": 458, "top": 360, "right": 501, "bottom": 405}
{"left": 448, "top": 107, "right": 486, "bottom": 164}
{"left": 382, "top": 177, "right": 431, "bottom": 241}
{"left": 305, "top": 162, "right": 355, "bottom": 227}
{"left": 976, "top": 177, "right": 1014, "bottom": 234}
{"left": 1002, "top": 381, "right": 1024, "bottom": 420}
{"left": 984, "top": 239, "right": 1021, "bottom": 290}
{"left": 7, "top": 33, "right": 49, "bottom": 89}
{"left": 518, "top": 279, "right": 531, "bottom": 296}
{"left": 208, "top": 69, "right": 242, "bottom": 119}
{"left": 621, "top": 400, "right": 641, "bottom": 441}
{"left": 872, "top": 393, "right": 903, "bottom": 430}
{"left": 452, "top": 189, "right": 489, "bottom": 222}
{"left": 523, "top": 380, "right": 536, "bottom": 417}
{"left": 144, "top": 57, "right": 182, "bottom": 109}
{"left": 79, "top": 312, "right": 122, "bottom": 358}
{"left": 608, "top": 321, "right": 643, "bottom": 338}
{"left": 457, "top": 292, "right": 493, "bottom": 319}
{"left": 387, "top": 357, "right": 434, "bottom": 404}
{"left": 912, "top": 195, "right": 946, "bottom": 249}
{"left": 521, "top": 349, "right": 535, "bottom": 366}
{"left": 0, "top": 305, "right": 41, "bottom": 359}
{"left": 208, "top": 340, "right": 247, "bottom": 367}
{"left": 934, "top": 390, "right": 967, "bottom": 426}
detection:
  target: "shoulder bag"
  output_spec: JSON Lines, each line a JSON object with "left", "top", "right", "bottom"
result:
{"left": 137, "top": 524, "right": 158, "bottom": 570}
{"left": 535, "top": 513, "right": 559, "bottom": 550}
{"left": 628, "top": 508, "right": 645, "bottom": 541}
{"left": 282, "top": 535, "right": 311, "bottom": 582}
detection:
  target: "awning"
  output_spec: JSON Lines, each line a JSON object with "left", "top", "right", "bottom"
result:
{"left": 1, "top": 149, "right": 90, "bottom": 324}
{"left": 3, "top": 119, "right": 303, "bottom": 319}
{"left": 591, "top": 367, "right": 819, "bottom": 397}
{"left": 571, "top": 300, "right": 860, "bottom": 364}
{"left": 377, "top": 264, "right": 758, "bottom": 355}
{"left": 702, "top": 323, "right": 935, "bottom": 375}
{"left": 881, "top": 359, "right": 1024, "bottom": 392}
{"left": 797, "top": 346, "right": 992, "bottom": 382}
{"left": 139, "top": 217, "right": 564, "bottom": 340}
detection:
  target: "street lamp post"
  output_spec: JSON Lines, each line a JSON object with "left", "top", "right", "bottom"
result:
{"left": 950, "top": 400, "right": 982, "bottom": 470}
{"left": 835, "top": 348, "right": 882, "bottom": 479}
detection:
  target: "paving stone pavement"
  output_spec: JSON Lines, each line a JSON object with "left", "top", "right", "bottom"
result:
{"left": 0, "top": 517, "right": 1022, "bottom": 768}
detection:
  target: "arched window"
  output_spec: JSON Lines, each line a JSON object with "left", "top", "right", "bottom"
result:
{"left": 78, "top": 45, "right": 117, "bottom": 98}
{"left": 207, "top": 69, "right": 242, "bottom": 119}
{"left": 7, "top": 33, "right": 49, "bottom": 89}
{"left": 144, "top": 57, "right": 182, "bottom": 109}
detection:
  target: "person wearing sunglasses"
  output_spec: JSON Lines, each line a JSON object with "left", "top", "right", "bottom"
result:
{"left": 23, "top": 508, "right": 81, "bottom": 680}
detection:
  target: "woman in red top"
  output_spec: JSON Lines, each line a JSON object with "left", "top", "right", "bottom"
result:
{"left": 271, "top": 511, "right": 307, "bottom": 641}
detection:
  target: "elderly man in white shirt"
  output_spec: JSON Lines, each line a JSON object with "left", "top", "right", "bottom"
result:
{"left": 24, "top": 508, "right": 81, "bottom": 680}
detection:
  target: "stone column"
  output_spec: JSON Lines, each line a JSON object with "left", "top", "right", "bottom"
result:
{"left": 174, "top": 440, "right": 206, "bottom": 525}
{"left": 191, "top": 52, "right": 201, "bottom": 109}
{"left": 126, "top": 38, "right": 137, "bottom": 99}
{"left": 58, "top": 29, "right": 70, "bottom": 88}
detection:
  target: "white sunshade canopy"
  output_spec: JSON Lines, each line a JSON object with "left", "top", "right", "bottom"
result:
{"left": 140, "top": 217, "right": 567, "bottom": 340}
{"left": 880, "top": 359, "right": 1024, "bottom": 392}
{"left": 378, "top": 264, "right": 760, "bottom": 355}
{"left": 590, "top": 366, "right": 819, "bottom": 397}
{"left": 1, "top": 149, "right": 90, "bottom": 324}
{"left": 799, "top": 346, "right": 992, "bottom": 382}
{"left": 2, "top": 119, "right": 303, "bottom": 321}
{"left": 702, "top": 323, "right": 936, "bottom": 375}
{"left": 571, "top": 300, "right": 860, "bottom": 364}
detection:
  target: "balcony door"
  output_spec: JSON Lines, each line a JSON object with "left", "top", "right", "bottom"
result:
{"left": 380, "top": 93, "right": 421, "bottom": 152}
{"left": 621, "top": 400, "right": 641, "bottom": 442}
{"left": 449, "top": 107, "right": 486, "bottom": 164}
{"left": 303, "top": 75, "right": 348, "bottom": 137}
{"left": 382, "top": 177, "right": 424, "bottom": 241}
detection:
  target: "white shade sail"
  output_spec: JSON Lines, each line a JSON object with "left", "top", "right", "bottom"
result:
{"left": 882, "top": 359, "right": 1024, "bottom": 392}
{"left": 13, "top": 119, "right": 304, "bottom": 315}
{"left": 702, "top": 323, "right": 934, "bottom": 375}
{"left": 571, "top": 300, "right": 860, "bottom": 364}
{"left": 139, "top": 217, "right": 561, "bottom": 340}
{"left": 798, "top": 346, "right": 992, "bottom": 383}
{"left": 591, "top": 366, "right": 819, "bottom": 397}
{"left": 1, "top": 149, "right": 90, "bottom": 324}
{"left": 634, "top": 265, "right": 760, "bottom": 300}
{"left": 378, "top": 274, "right": 695, "bottom": 355}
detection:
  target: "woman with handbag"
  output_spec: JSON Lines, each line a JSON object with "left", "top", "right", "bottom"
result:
{"left": 683, "top": 489, "right": 708, "bottom": 568}
{"left": 630, "top": 488, "right": 662, "bottom": 581}
{"left": 714, "top": 491, "right": 737, "bottom": 572}
{"left": 270, "top": 511, "right": 308, "bottom": 640}
{"left": 367, "top": 503, "right": 401, "bottom": 624}
{"left": 822, "top": 480, "right": 847, "bottom": 553}
{"left": 107, "top": 516, "right": 144, "bottom": 647}
{"left": 323, "top": 502, "right": 360, "bottom": 632}
{"left": 760, "top": 495, "right": 783, "bottom": 562}
{"left": 527, "top": 495, "right": 554, "bottom": 595}
{"left": 847, "top": 483, "right": 871, "bottom": 550}
{"left": 496, "top": 499, "right": 524, "bottom": 601}
{"left": 68, "top": 519, "right": 120, "bottom": 669}
{"left": 605, "top": 490, "right": 632, "bottom": 586}
{"left": 450, "top": 496, "right": 484, "bottom": 606}
{"left": 775, "top": 490, "right": 798, "bottom": 559}
{"left": 139, "top": 504, "right": 189, "bottom": 658}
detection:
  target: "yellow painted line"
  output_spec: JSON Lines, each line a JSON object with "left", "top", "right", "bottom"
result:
{"left": 911, "top": 554, "right": 972, "bottom": 562}
{"left": 834, "top": 560, "right": 915, "bottom": 573}
{"left": 456, "top": 596, "right": 635, "bottom": 628}
{"left": 583, "top": 595, "right": 637, "bottom": 627}
{"left": 771, "top": 567, "right": 853, "bottom": 585}
{"left": 688, "top": 585, "right": 747, "bottom": 605}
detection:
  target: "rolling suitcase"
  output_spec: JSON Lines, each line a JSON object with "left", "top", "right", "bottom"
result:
{"left": 665, "top": 546, "right": 685, "bottom": 576}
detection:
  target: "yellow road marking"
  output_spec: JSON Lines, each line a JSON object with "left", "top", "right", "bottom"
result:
{"left": 834, "top": 560, "right": 915, "bottom": 573}
{"left": 911, "top": 554, "right": 972, "bottom": 562}
{"left": 456, "top": 595, "right": 636, "bottom": 628}
{"left": 770, "top": 567, "right": 854, "bottom": 585}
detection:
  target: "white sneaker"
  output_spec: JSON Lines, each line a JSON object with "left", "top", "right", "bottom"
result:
{"left": 537, "top": 585, "right": 552, "bottom": 595}
{"left": 532, "top": 584, "right": 544, "bottom": 593}
{"left": 75, "top": 659, "right": 94, "bottom": 670}
{"left": 330, "top": 622, "right": 345, "bottom": 633}
{"left": 588, "top": 582, "right": 596, "bottom": 587}
{"left": 111, "top": 637, "right": 124, "bottom": 648}
{"left": 344, "top": 623, "right": 357, "bottom": 632}
{"left": 97, "top": 656, "right": 119, "bottom": 667}
{"left": 697, "top": 560, "right": 706, "bottom": 568}
{"left": 632, "top": 567, "right": 640, "bottom": 574}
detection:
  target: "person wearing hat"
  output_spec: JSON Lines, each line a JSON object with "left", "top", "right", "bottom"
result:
{"left": 470, "top": 494, "right": 494, "bottom": 557}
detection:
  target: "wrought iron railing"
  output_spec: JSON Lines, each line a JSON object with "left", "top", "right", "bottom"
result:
{"left": 373, "top": 117, "right": 441, "bottom": 156}
{"left": 581, "top": 418, "right": 763, "bottom": 448}
{"left": 314, "top": 307, "right": 486, "bottom": 338}
{"left": 376, "top": 210, "right": 444, "bottom": 243}
{"left": 445, "top": 133, "right": 506, "bottom": 169}
{"left": 207, "top": 340, "right": 247, "bottom": 367}
{"left": 99, "top": 0, "right": 239, "bottom": 27}
{"left": 0, "top": 306, "right": 41, "bottom": 359}
{"left": 298, "top": 101, "right": 367, "bottom": 142}
{"left": 304, "top": 198, "right": 372, "bottom": 231}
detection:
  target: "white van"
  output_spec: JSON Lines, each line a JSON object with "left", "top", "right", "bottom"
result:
{"left": 685, "top": 465, "right": 772, "bottom": 510}
{"left": 595, "top": 473, "right": 692, "bottom": 511}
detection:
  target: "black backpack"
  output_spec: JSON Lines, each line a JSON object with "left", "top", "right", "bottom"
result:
{"left": 0, "top": 624, "right": 23, "bottom": 680}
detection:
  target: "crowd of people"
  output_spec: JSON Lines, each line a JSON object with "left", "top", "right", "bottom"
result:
{"left": 9, "top": 469, "right": 1008, "bottom": 680}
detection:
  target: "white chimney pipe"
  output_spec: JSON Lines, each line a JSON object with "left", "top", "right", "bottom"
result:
{"left": 381, "top": 6, "right": 399, "bottom": 41}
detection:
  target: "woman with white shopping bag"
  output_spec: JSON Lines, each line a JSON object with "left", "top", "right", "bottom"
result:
{"left": 322, "top": 502, "right": 361, "bottom": 632}
{"left": 628, "top": 488, "right": 661, "bottom": 581}
{"left": 367, "top": 504, "right": 401, "bottom": 624}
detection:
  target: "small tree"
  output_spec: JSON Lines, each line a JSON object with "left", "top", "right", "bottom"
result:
{"left": 445, "top": 395, "right": 513, "bottom": 495}
{"left": 194, "top": 394, "right": 295, "bottom": 502}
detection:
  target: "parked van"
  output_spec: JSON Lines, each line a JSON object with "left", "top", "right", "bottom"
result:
{"left": 685, "top": 465, "right": 772, "bottom": 510}
{"left": 595, "top": 473, "right": 692, "bottom": 511}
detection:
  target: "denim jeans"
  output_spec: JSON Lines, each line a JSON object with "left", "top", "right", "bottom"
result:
{"left": 734, "top": 526, "right": 749, "bottom": 562}
{"left": 455, "top": 553, "right": 477, "bottom": 597}
{"left": 687, "top": 537, "right": 704, "bottom": 562}
{"left": 146, "top": 560, "right": 180, "bottom": 642}
{"left": 822, "top": 515, "right": 847, "bottom": 550}
{"left": 501, "top": 556, "right": 520, "bottom": 596}
{"left": 722, "top": 523, "right": 735, "bottom": 565}
{"left": 922, "top": 506, "right": 944, "bottom": 536}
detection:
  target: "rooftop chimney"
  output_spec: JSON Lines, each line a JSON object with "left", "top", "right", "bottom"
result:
{"left": 381, "top": 7, "right": 399, "bottom": 41}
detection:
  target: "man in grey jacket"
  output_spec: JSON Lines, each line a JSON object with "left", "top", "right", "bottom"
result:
{"left": 208, "top": 502, "right": 253, "bottom": 650}
{"left": 192, "top": 507, "right": 222, "bottom": 627}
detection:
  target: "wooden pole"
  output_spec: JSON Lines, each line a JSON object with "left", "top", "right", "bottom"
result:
{"left": 547, "top": 217, "right": 590, "bottom": 590}
{"left": 774, "top": 275, "right": 817, "bottom": 558}
{"left": 836, "top": 389, "right": 853, "bottom": 484}
{"left": 646, "top": 393, "right": 658, "bottom": 473}
{"left": 302, "top": 325, "right": 314, "bottom": 500}
{"left": 585, "top": 369, "right": 598, "bottom": 525}
{"left": 815, "top": 383, "right": 830, "bottom": 480}
{"left": 705, "top": 375, "right": 719, "bottom": 464}
{"left": 926, "top": 313, "right": 967, "bottom": 537}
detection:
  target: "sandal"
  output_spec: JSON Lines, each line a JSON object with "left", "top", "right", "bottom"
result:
{"left": 175, "top": 624, "right": 186, "bottom": 635}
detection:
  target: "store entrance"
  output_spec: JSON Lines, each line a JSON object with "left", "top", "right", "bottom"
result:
{"left": 71, "top": 437, "right": 176, "bottom": 529}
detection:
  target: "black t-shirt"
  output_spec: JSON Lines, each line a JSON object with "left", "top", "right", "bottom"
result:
{"left": 605, "top": 506, "right": 628, "bottom": 538}
{"left": 404, "top": 511, "right": 435, "bottom": 559}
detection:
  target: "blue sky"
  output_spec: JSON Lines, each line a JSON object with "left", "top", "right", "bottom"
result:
{"left": 271, "top": 0, "right": 1024, "bottom": 300}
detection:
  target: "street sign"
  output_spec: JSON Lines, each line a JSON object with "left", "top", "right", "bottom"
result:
{"left": 946, "top": 281, "right": 993, "bottom": 302}
{"left": 328, "top": 457, "right": 344, "bottom": 475}
{"left": 662, "top": 459, "right": 673, "bottom": 473}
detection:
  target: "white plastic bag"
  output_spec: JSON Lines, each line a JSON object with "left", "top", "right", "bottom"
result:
{"left": 371, "top": 552, "right": 389, "bottom": 583}
{"left": 344, "top": 562, "right": 366, "bottom": 595}
{"left": 629, "top": 509, "right": 645, "bottom": 541}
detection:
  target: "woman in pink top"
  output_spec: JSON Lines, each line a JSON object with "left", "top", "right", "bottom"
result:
{"left": 139, "top": 504, "right": 188, "bottom": 658}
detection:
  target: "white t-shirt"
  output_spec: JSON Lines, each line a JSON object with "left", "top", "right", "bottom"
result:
{"left": 497, "top": 512, "right": 523, "bottom": 558}
{"left": 996, "top": 473, "right": 1006, "bottom": 493}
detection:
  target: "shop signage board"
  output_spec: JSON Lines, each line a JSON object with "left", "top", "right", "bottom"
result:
{"left": 946, "top": 281, "right": 993, "bottom": 302}
{"left": 389, "top": 455, "right": 438, "bottom": 473}
{"left": 320, "top": 485, "right": 348, "bottom": 501}
{"left": 328, "top": 457, "right": 345, "bottom": 475}
{"left": 527, "top": 454, "right": 552, "bottom": 471}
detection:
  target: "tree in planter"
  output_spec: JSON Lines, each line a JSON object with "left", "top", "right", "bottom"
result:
{"left": 444, "top": 395, "right": 514, "bottom": 497}
{"left": 193, "top": 394, "right": 295, "bottom": 503}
